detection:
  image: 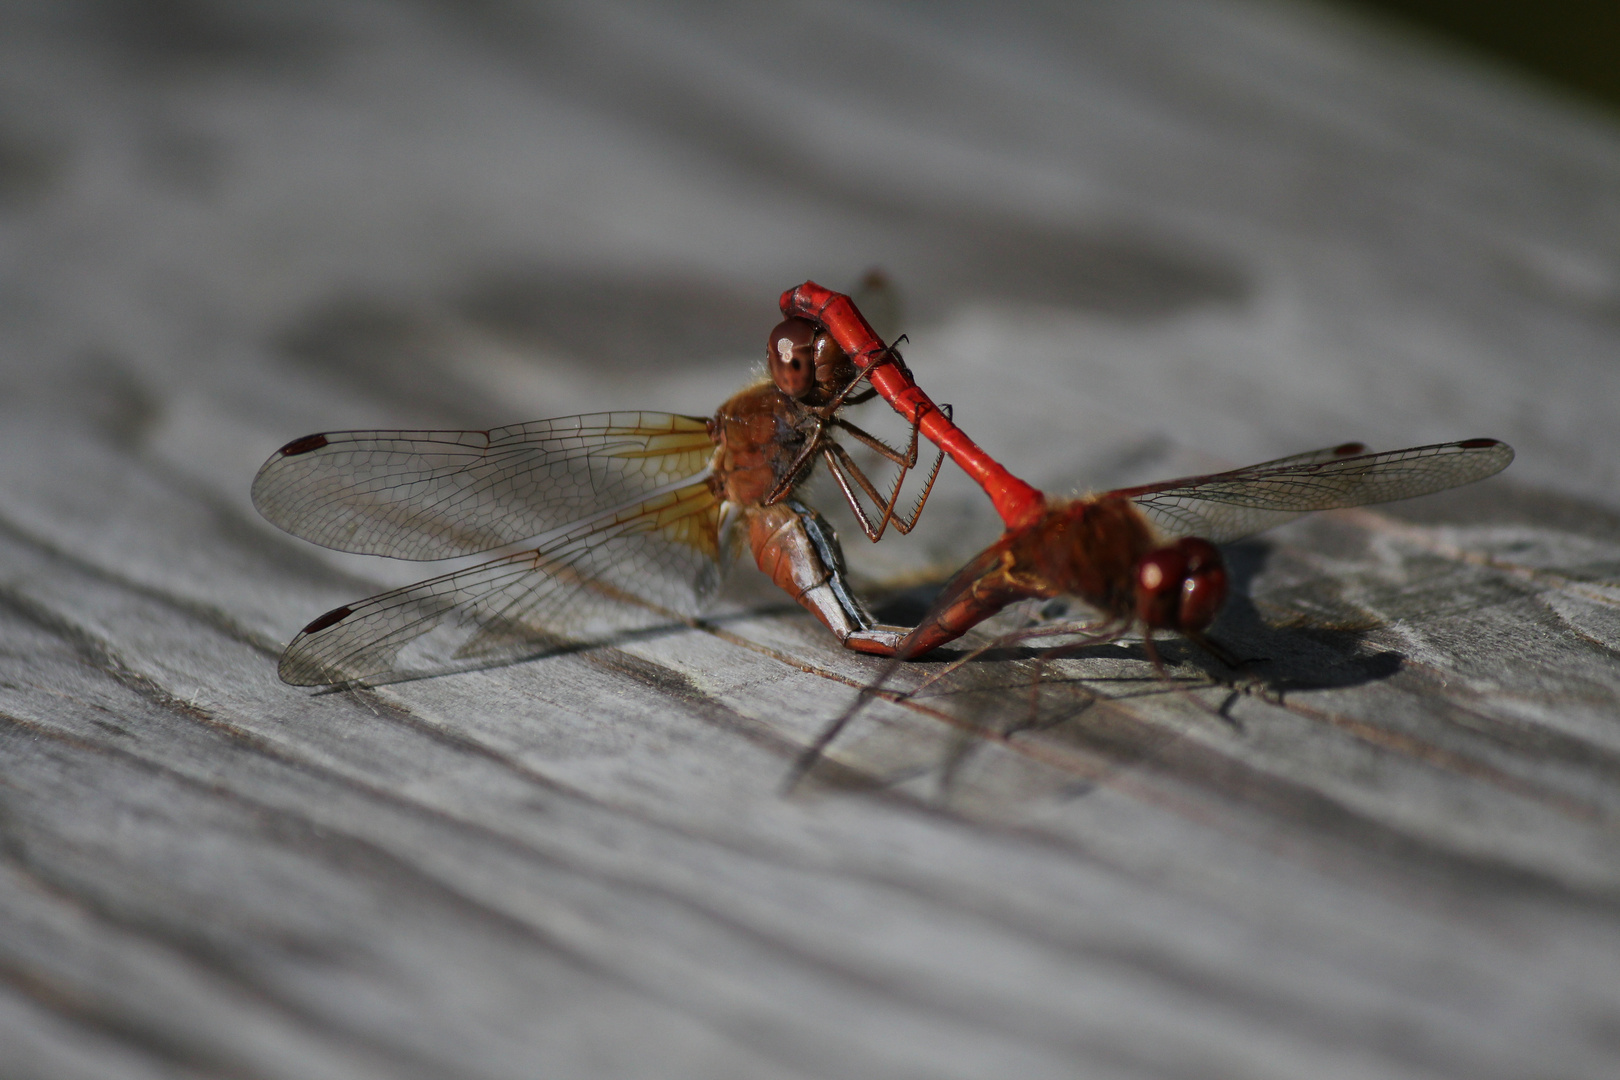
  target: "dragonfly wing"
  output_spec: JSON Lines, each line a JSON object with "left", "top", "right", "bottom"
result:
{"left": 1121, "top": 439, "right": 1513, "bottom": 544}
{"left": 1237, "top": 441, "right": 1368, "bottom": 469}
{"left": 252, "top": 412, "right": 714, "bottom": 559}
{"left": 279, "top": 481, "right": 722, "bottom": 686}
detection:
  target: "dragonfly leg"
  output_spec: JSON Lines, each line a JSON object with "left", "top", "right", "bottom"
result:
{"left": 746, "top": 501, "right": 907, "bottom": 652}
{"left": 823, "top": 412, "right": 948, "bottom": 541}
{"left": 831, "top": 413, "right": 921, "bottom": 468}
{"left": 761, "top": 418, "right": 826, "bottom": 507}
{"left": 904, "top": 619, "right": 1106, "bottom": 700}
{"left": 1141, "top": 630, "right": 1171, "bottom": 683}
{"left": 786, "top": 569, "right": 1057, "bottom": 793}
{"left": 821, "top": 444, "right": 896, "bottom": 541}
{"left": 1185, "top": 629, "right": 1245, "bottom": 670}
{"left": 818, "top": 347, "right": 893, "bottom": 414}
{"left": 833, "top": 402, "right": 952, "bottom": 473}
{"left": 784, "top": 532, "right": 1046, "bottom": 791}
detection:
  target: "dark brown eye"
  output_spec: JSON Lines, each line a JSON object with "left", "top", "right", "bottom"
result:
{"left": 767, "top": 317, "right": 817, "bottom": 399}
{"left": 812, "top": 332, "right": 855, "bottom": 392}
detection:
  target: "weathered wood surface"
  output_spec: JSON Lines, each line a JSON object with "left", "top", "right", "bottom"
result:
{"left": 3, "top": 1, "right": 1620, "bottom": 1077}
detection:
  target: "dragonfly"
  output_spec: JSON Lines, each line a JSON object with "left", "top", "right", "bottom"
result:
{"left": 879, "top": 436, "right": 1512, "bottom": 660}
{"left": 786, "top": 438, "right": 1515, "bottom": 785}
{"left": 782, "top": 281, "right": 1041, "bottom": 531}
{"left": 772, "top": 287, "right": 1516, "bottom": 780}
{"left": 253, "top": 308, "right": 951, "bottom": 686}
{"left": 779, "top": 282, "right": 1513, "bottom": 667}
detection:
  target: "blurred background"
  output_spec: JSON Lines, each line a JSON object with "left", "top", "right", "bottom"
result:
{"left": 1347, "top": 0, "right": 1620, "bottom": 116}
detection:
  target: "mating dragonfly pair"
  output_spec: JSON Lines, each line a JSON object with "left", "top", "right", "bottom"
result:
{"left": 254, "top": 281, "right": 1513, "bottom": 701}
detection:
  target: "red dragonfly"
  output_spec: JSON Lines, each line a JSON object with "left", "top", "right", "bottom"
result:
{"left": 878, "top": 436, "right": 1512, "bottom": 659}
{"left": 781, "top": 282, "right": 1041, "bottom": 531}
{"left": 779, "top": 281, "right": 1513, "bottom": 667}
{"left": 777, "top": 284, "right": 1513, "bottom": 780}
{"left": 787, "top": 437, "right": 1514, "bottom": 785}
{"left": 253, "top": 309, "right": 948, "bottom": 686}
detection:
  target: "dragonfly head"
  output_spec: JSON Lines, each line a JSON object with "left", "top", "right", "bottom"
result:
{"left": 768, "top": 317, "right": 857, "bottom": 403}
{"left": 1134, "top": 538, "right": 1227, "bottom": 633}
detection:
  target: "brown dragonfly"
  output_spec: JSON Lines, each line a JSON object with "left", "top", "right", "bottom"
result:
{"left": 253, "top": 315, "right": 945, "bottom": 686}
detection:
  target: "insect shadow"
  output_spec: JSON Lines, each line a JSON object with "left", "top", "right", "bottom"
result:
{"left": 301, "top": 606, "right": 785, "bottom": 694}
{"left": 1202, "top": 539, "right": 1405, "bottom": 693}
{"left": 826, "top": 538, "right": 1408, "bottom": 796}
{"left": 868, "top": 538, "right": 1404, "bottom": 698}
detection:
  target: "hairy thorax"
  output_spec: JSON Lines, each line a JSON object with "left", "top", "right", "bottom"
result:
{"left": 1008, "top": 497, "right": 1159, "bottom": 619}
{"left": 708, "top": 380, "right": 816, "bottom": 507}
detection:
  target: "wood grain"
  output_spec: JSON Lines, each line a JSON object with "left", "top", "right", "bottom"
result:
{"left": 2, "top": 1, "right": 1619, "bottom": 1077}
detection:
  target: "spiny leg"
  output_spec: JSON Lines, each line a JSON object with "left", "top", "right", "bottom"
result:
{"left": 823, "top": 403, "right": 951, "bottom": 540}
{"left": 832, "top": 414, "right": 923, "bottom": 468}
{"left": 822, "top": 444, "right": 900, "bottom": 541}
{"left": 818, "top": 334, "right": 908, "bottom": 414}
{"left": 823, "top": 434, "right": 945, "bottom": 540}
{"left": 761, "top": 416, "right": 828, "bottom": 506}
{"left": 760, "top": 345, "right": 914, "bottom": 508}
{"left": 832, "top": 399, "right": 954, "bottom": 475}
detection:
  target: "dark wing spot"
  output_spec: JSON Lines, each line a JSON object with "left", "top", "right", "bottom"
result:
{"left": 300, "top": 605, "right": 352, "bottom": 635}
{"left": 1460, "top": 438, "right": 1502, "bottom": 449}
{"left": 1333, "top": 442, "right": 1368, "bottom": 456}
{"left": 280, "top": 433, "right": 329, "bottom": 456}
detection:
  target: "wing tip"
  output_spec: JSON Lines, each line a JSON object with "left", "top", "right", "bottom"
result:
{"left": 279, "top": 433, "right": 330, "bottom": 456}
{"left": 1460, "top": 437, "right": 1515, "bottom": 478}
{"left": 299, "top": 605, "right": 354, "bottom": 636}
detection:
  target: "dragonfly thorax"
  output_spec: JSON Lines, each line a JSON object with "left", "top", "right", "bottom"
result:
{"left": 1008, "top": 498, "right": 1160, "bottom": 621}
{"left": 709, "top": 381, "right": 820, "bottom": 507}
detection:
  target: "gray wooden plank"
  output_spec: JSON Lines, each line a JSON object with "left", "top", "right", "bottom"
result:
{"left": 3, "top": 1, "right": 1620, "bottom": 1078}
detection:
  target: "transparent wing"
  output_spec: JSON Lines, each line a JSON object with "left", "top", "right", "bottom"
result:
{"left": 1116, "top": 439, "right": 1513, "bottom": 544}
{"left": 1237, "top": 441, "right": 1368, "bottom": 469}
{"left": 279, "top": 482, "right": 722, "bottom": 686}
{"left": 252, "top": 412, "right": 715, "bottom": 560}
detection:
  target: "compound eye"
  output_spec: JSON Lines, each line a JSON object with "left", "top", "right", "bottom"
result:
{"left": 767, "top": 317, "right": 817, "bottom": 399}
{"left": 812, "top": 332, "right": 855, "bottom": 392}
{"left": 1174, "top": 539, "right": 1227, "bottom": 632}
{"left": 1135, "top": 546, "right": 1190, "bottom": 630}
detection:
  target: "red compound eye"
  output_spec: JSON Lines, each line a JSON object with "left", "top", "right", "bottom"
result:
{"left": 767, "top": 317, "right": 817, "bottom": 399}
{"left": 811, "top": 332, "right": 854, "bottom": 393}
{"left": 1135, "top": 545, "right": 1189, "bottom": 630}
{"left": 1135, "top": 538, "right": 1228, "bottom": 631}
{"left": 1174, "top": 538, "right": 1227, "bottom": 632}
